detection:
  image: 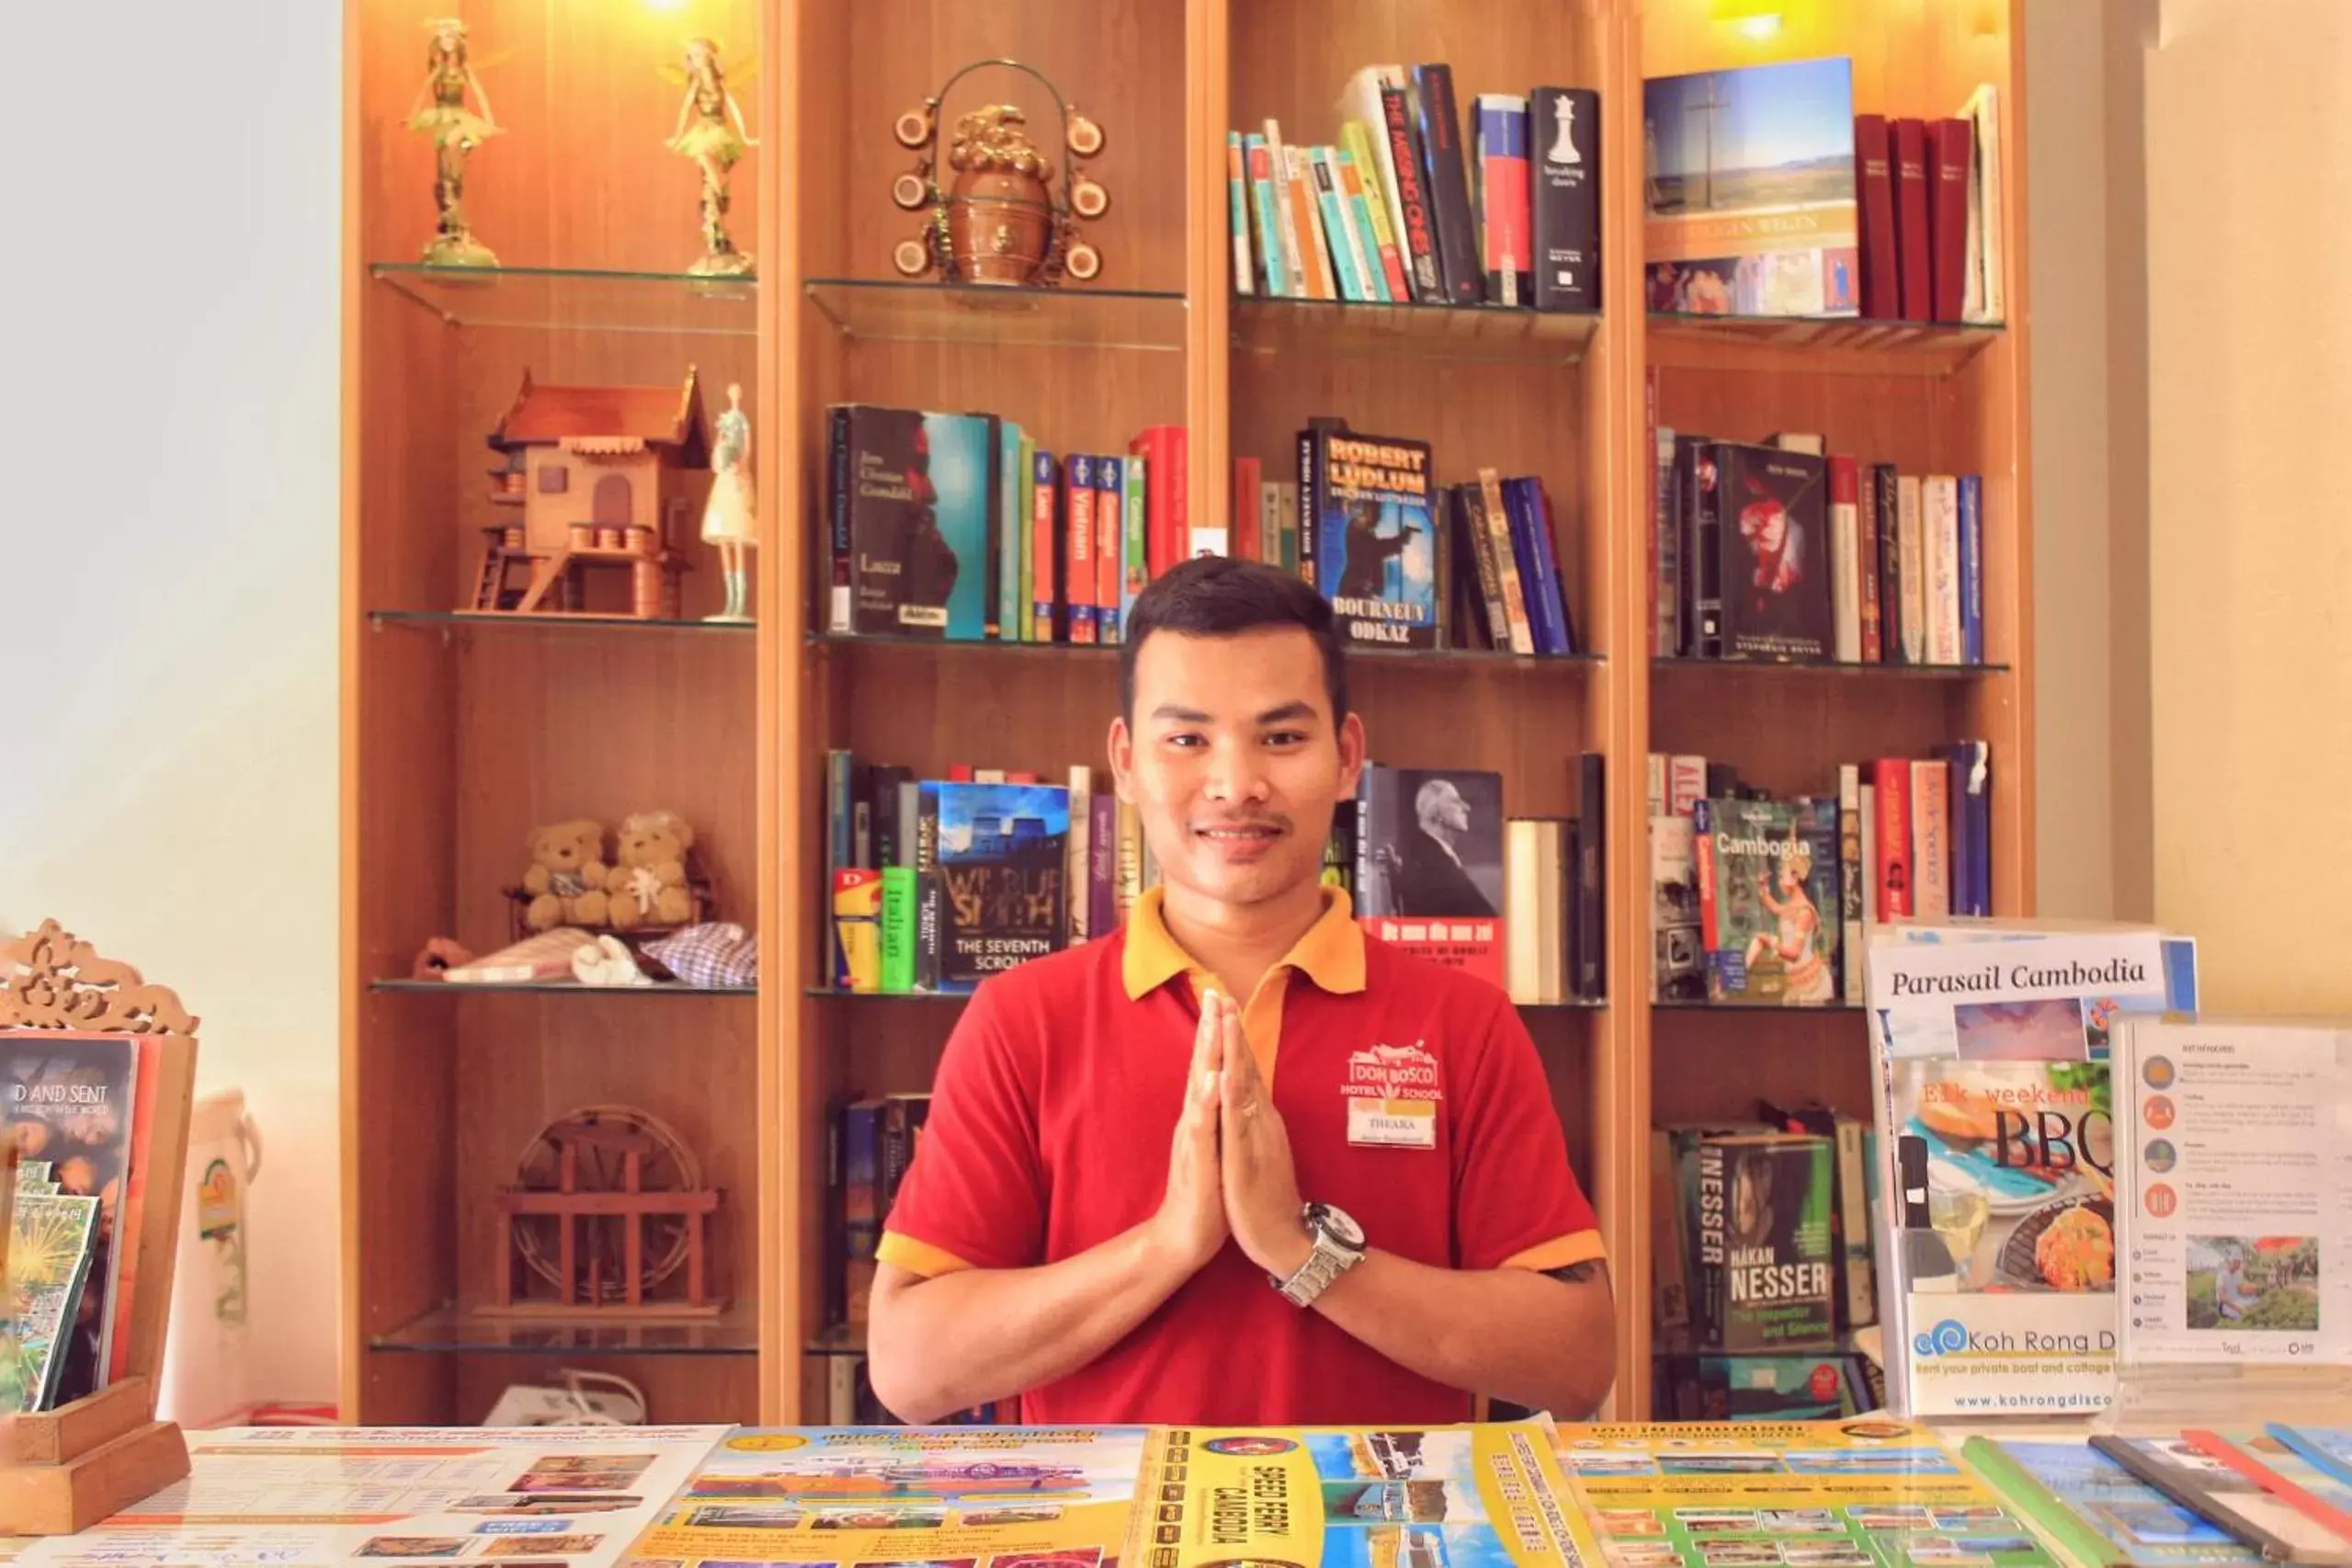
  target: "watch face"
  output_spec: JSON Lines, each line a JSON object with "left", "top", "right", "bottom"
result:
{"left": 1317, "top": 1204, "right": 1366, "bottom": 1250}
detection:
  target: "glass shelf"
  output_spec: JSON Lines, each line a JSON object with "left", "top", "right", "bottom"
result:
{"left": 1653, "top": 999, "right": 1865, "bottom": 1015}
{"left": 373, "top": 978, "right": 756, "bottom": 996}
{"left": 369, "top": 608, "right": 756, "bottom": 636}
{"left": 804, "top": 278, "right": 1187, "bottom": 352}
{"left": 1649, "top": 311, "right": 2005, "bottom": 372}
{"left": 809, "top": 631, "right": 1602, "bottom": 668}
{"left": 1653, "top": 655, "right": 2006, "bottom": 679}
{"left": 370, "top": 263, "right": 757, "bottom": 337}
{"left": 1233, "top": 296, "right": 1601, "bottom": 366}
{"left": 372, "top": 1301, "right": 759, "bottom": 1357}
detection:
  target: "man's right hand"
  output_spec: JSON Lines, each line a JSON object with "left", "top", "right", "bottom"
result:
{"left": 1151, "top": 987, "right": 1231, "bottom": 1271}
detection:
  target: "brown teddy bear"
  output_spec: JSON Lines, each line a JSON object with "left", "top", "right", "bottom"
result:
{"left": 606, "top": 810, "right": 697, "bottom": 929}
{"left": 521, "top": 819, "right": 610, "bottom": 931}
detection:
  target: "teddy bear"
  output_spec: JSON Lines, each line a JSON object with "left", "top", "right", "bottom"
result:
{"left": 605, "top": 809, "right": 697, "bottom": 930}
{"left": 521, "top": 819, "right": 610, "bottom": 931}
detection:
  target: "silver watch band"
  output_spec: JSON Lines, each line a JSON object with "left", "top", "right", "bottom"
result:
{"left": 1275, "top": 1208, "right": 1364, "bottom": 1306}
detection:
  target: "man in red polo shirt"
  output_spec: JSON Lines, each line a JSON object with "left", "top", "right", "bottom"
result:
{"left": 868, "top": 557, "right": 1614, "bottom": 1425}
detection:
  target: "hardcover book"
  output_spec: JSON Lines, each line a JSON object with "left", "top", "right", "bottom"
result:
{"left": 1642, "top": 56, "right": 1859, "bottom": 317}
{"left": 830, "top": 405, "right": 995, "bottom": 640}
{"left": 1686, "top": 1131, "right": 1836, "bottom": 1352}
{"left": 1529, "top": 86, "right": 1602, "bottom": 312}
{"left": 1714, "top": 443, "right": 1833, "bottom": 660}
{"left": 1356, "top": 764, "right": 1505, "bottom": 986}
{"left": 1694, "top": 796, "right": 1840, "bottom": 1006}
{"left": 929, "top": 781, "right": 1071, "bottom": 994}
{"left": 1312, "top": 426, "right": 1440, "bottom": 650}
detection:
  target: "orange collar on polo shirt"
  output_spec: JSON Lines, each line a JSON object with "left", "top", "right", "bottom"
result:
{"left": 1119, "top": 885, "right": 1365, "bottom": 1087}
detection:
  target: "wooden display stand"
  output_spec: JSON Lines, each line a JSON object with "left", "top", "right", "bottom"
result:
{"left": 1, "top": 921, "right": 201, "bottom": 1535}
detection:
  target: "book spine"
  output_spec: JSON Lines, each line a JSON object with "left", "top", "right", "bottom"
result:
{"left": 1471, "top": 94, "right": 1532, "bottom": 306}
{"left": 1337, "top": 132, "right": 1408, "bottom": 301}
{"left": 1115, "top": 800, "right": 1142, "bottom": 925}
{"left": 1064, "top": 452, "right": 1096, "bottom": 644}
{"left": 1478, "top": 467, "right": 1536, "bottom": 654}
{"left": 997, "top": 423, "right": 1024, "bottom": 640}
{"left": 1575, "top": 752, "right": 1605, "bottom": 999}
{"left": 1857, "top": 460, "right": 1883, "bottom": 662}
{"left": 1414, "top": 64, "right": 1482, "bottom": 303}
{"left": 1829, "top": 454, "right": 1861, "bottom": 662}
{"left": 1941, "top": 743, "right": 1974, "bottom": 920}
{"left": 880, "top": 865, "right": 916, "bottom": 993}
{"left": 1528, "top": 86, "right": 1600, "bottom": 312}
{"left": 1892, "top": 119, "right": 1932, "bottom": 323}
{"left": 1928, "top": 117, "right": 1973, "bottom": 323}
{"left": 1121, "top": 449, "right": 1147, "bottom": 628}
{"left": 1139, "top": 426, "right": 1173, "bottom": 577}
{"left": 1066, "top": 765, "right": 1092, "bottom": 943}
{"left": 980, "top": 416, "right": 1003, "bottom": 640}
{"left": 1096, "top": 456, "right": 1125, "bottom": 641}
{"left": 1089, "top": 790, "right": 1117, "bottom": 937}
{"left": 1910, "top": 758, "right": 1950, "bottom": 919}
{"left": 1244, "top": 132, "right": 1290, "bottom": 297}
{"left": 1643, "top": 369, "right": 1660, "bottom": 655}
{"left": 1380, "top": 82, "right": 1446, "bottom": 302}
{"left": 1309, "top": 146, "right": 1371, "bottom": 301}
{"left": 1229, "top": 456, "right": 1260, "bottom": 562}
{"left": 1854, "top": 114, "right": 1899, "bottom": 320}
{"left": 914, "top": 783, "right": 941, "bottom": 991}
{"left": 1926, "top": 475, "right": 1962, "bottom": 664}
{"left": 1030, "top": 451, "right": 1059, "bottom": 642}
{"left": 826, "top": 405, "right": 853, "bottom": 632}
{"left": 1262, "top": 120, "right": 1311, "bottom": 299}
{"left": 1693, "top": 800, "right": 1720, "bottom": 954}
{"left": 1838, "top": 764, "right": 1863, "bottom": 1005}
{"left": 1499, "top": 478, "right": 1556, "bottom": 654}
{"left": 1284, "top": 141, "right": 1338, "bottom": 299}
{"left": 1960, "top": 472, "right": 1983, "bottom": 664}
{"left": 1967, "top": 740, "right": 1993, "bottom": 915}
{"left": 1170, "top": 426, "right": 1202, "bottom": 558}
{"left": 1296, "top": 426, "right": 1321, "bottom": 588}
{"left": 1226, "top": 129, "right": 1255, "bottom": 295}
{"left": 1872, "top": 759, "right": 1912, "bottom": 921}
{"left": 1530, "top": 481, "right": 1578, "bottom": 653}
{"left": 1692, "top": 441, "right": 1724, "bottom": 658}
{"left": 1455, "top": 485, "right": 1509, "bottom": 650}
{"left": 1896, "top": 474, "right": 1926, "bottom": 663}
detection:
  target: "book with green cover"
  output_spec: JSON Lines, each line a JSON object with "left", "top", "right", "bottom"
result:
{"left": 1, "top": 1190, "right": 100, "bottom": 1413}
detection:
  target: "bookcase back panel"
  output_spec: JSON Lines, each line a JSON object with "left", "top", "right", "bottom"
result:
{"left": 1647, "top": 675, "right": 1973, "bottom": 801}
{"left": 1350, "top": 663, "right": 1604, "bottom": 814}
{"left": 1649, "top": 1016, "right": 1872, "bottom": 1134}
{"left": 1637, "top": 0, "right": 2013, "bottom": 126}
{"left": 349, "top": 1006, "right": 460, "bottom": 1342}
{"left": 1649, "top": 362, "right": 1965, "bottom": 477}
{"left": 819, "top": 645, "right": 1122, "bottom": 785}
{"left": 818, "top": 0, "right": 1187, "bottom": 292}
{"left": 452, "top": 640, "right": 758, "bottom": 954}
{"left": 1231, "top": 0, "right": 1608, "bottom": 142}
{"left": 359, "top": 0, "right": 767, "bottom": 276}
{"left": 1528, "top": 1019, "right": 1601, "bottom": 1191}
{"left": 453, "top": 995, "right": 760, "bottom": 1313}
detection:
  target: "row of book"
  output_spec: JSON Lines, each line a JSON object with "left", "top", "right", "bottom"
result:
{"left": 1643, "top": 55, "right": 2003, "bottom": 324}
{"left": 1231, "top": 68, "right": 1599, "bottom": 312}
{"left": 3, "top": 1035, "right": 162, "bottom": 1414}
{"left": 825, "top": 404, "right": 1206, "bottom": 644}
{"left": 1283, "top": 418, "right": 1581, "bottom": 655}
{"left": 1651, "top": 1105, "right": 1880, "bottom": 1363}
{"left": 1647, "top": 411, "right": 1990, "bottom": 666}
{"left": 823, "top": 752, "right": 1605, "bottom": 1006}
{"left": 1647, "top": 743, "right": 1993, "bottom": 1006}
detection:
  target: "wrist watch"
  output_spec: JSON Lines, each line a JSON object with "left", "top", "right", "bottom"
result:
{"left": 1272, "top": 1201, "right": 1367, "bottom": 1306}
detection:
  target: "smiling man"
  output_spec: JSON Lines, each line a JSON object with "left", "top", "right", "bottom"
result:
{"left": 865, "top": 555, "right": 1614, "bottom": 1426}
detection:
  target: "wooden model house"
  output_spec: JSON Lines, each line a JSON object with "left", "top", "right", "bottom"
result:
{"left": 477, "top": 366, "right": 710, "bottom": 617}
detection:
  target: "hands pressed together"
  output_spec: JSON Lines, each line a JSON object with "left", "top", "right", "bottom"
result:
{"left": 1152, "top": 987, "right": 1317, "bottom": 1282}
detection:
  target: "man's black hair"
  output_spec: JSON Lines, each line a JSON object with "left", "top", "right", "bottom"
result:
{"left": 1119, "top": 555, "right": 1348, "bottom": 726}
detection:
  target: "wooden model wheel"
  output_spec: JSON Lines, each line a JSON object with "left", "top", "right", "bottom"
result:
{"left": 511, "top": 1105, "right": 700, "bottom": 1307}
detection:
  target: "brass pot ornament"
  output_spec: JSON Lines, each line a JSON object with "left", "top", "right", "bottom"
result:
{"left": 890, "top": 59, "right": 1108, "bottom": 286}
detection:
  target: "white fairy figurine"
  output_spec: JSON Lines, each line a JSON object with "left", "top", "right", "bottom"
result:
{"left": 702, "top": 382, "right": 756, "bottom": 621}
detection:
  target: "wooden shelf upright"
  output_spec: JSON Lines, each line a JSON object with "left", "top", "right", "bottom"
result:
{"left": 340, "top": 0, "right": 2032, "bottom": 1424}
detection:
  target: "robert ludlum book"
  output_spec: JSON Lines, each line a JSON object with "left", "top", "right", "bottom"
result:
{"left": 927, "top": 781, "right": 1071, "bottom": 993}
{"left": 828, "top": 405, "right": 998, "bottom": 640}
{"left": 1715, "top": 442, "right": 1833, "bottom": 660}
{"left": 1687, "top": 1130, "right": 1836, "bottom": 1352}
{"left": 1310, "top": 426, "right": 1440, "bottom": 649}
{"left": 1694, "top": 796, "right": 1840, "bottom": 1005}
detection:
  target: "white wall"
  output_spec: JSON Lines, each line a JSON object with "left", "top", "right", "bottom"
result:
{"left": 2145, "top": 0, "right": 2352, "bottom": 1009}
{"left": 0, "top": 4, "right": 344, "bottom": 1404}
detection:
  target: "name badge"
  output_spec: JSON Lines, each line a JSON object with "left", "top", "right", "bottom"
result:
{"left": 1347, "top": 1096, "right": 1437, "bottom": 1149}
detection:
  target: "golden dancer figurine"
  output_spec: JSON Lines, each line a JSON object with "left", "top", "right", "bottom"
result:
{"left": 405, "top": 17, "right": 505, "bottom": 266}
{"left": 661, "top": 39, "right": 759, "bottom": 278}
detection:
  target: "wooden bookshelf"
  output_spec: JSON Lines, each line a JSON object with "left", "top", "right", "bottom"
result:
{"left": 340, "top": 0, "right": 2031, "bottom": 1425}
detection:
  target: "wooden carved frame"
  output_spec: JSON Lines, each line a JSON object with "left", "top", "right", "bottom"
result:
{"left": 0, "top": 920, "right": 199, "bottom": 1038}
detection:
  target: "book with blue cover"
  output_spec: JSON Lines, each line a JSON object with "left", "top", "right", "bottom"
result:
{"left": 930, "top": 781, "right": 1071, "bottom": 993}
{"left": 1311, "top": 425, "right": 1440, "bottom": 650}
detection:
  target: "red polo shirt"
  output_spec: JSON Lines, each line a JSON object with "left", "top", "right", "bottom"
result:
{"left": 877, "top": 886, "right": 1604, "bottom": 1426}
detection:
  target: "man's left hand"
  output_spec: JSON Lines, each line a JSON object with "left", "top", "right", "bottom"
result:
{"left": 1214, "top": 991, "right": 1312, "bottom": 1279}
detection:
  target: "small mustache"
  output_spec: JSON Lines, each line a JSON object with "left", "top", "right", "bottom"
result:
{"left": 1189, "top": 815, "right": 1289, "bottom": 833}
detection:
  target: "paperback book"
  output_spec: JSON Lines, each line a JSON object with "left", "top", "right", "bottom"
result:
{"left": 1694, "top": 796, "right": 1840, "bottom": 1005}
{"left": 927, "top": 781, "right": 1071, "bottom": 994}
{"left": 1355, "top": 765, "right": 1506, "bottom": 987}
{"left": 1684, "top": 1131, "right": 1836, "bottom": 1352}
{"left": 1310, "top": 425, "right": 1442, "bottom": 650}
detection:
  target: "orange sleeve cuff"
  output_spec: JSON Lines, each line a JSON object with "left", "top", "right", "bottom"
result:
{"left": 1501, "top": 1230, "right": 1608, "bottom": 1273}
{"left": 877, "top": 1231, "right": 975, "bottom": 1278}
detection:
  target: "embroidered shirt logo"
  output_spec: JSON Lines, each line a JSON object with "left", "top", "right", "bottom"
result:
{"left": 1343, "top": 1040, "right": 1443, "bottom": 1101}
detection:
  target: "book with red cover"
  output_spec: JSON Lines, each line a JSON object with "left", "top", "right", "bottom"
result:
{"left": 1872, "top": 758, "right": 1914, "bottom": 922}
{"left": 1232, "top": 456, "right": 1261, "bottom": 561}
{"left": 1892, "top": 118, "right": 1931, "bottom": 323}
{"left": 1853, "top": 114, "right": 1899, "bottom": 319}
{"left": 1927, "top": 117, "right": 1974, "bottom": 323}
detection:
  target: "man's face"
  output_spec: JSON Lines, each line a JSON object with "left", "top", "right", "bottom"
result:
{"left": 1109, "top": 626, "right": 1363, "bottom": 913}
{"left": 1429, "top": 781, "right": 1470, "bottom": 833}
